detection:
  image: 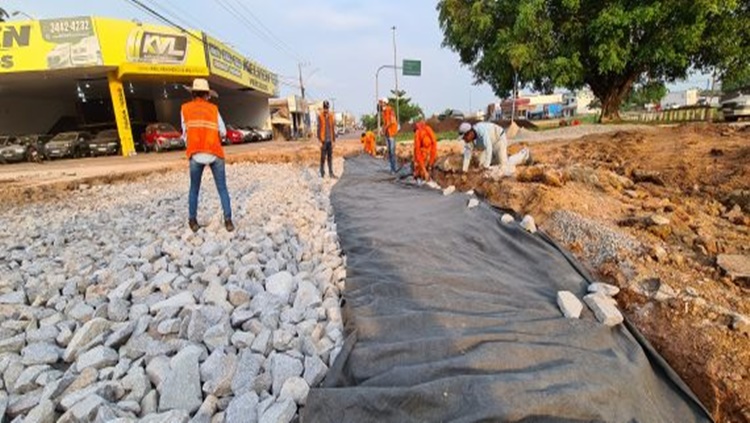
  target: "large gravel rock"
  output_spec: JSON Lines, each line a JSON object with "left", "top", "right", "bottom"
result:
{"left": 0, "top": 161, "right": 346, "bottom": 422}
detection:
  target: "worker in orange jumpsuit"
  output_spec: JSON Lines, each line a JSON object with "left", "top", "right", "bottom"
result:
{"left": 361, "top": 131, "right": 376, "bottom": 156}
{"left": 413, "top": 121, "right": 437, "bottom": 184}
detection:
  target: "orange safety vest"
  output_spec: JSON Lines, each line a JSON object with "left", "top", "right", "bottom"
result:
{"left": 182, "top": 98, "right": 224, "bottom": 159}
{"left": 382, "top": 105, "right": 398, "bottom": 137}
{"left": 318, "top": 111, "right": 336, "bottom": 144}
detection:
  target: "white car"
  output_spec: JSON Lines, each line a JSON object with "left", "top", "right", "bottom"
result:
{"left": 721, "top": 92, "right": 750, "bottom": 122}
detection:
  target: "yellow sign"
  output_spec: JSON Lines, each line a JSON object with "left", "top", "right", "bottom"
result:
{"left": 94, "top": 18, "right": 209, "bottom": 78}
{"left": 203, "top": 34, "right": 278, "bottom": 96}
{"left": 0, "top": 17, "right": 103, "bottom": 73}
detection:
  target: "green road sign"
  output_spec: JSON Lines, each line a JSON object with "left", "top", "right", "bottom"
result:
{"left": 403, "top": 59, "right": 421, "bottom": 76}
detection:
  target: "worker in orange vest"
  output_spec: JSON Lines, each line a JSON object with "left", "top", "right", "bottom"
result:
{"left": 413, "top": 120, "right": 437, "bottom": 184}
{"left": 181, "top": 78, "right": 234, "bottom": 233}
{"left": 360, "top": 131, "right": 376, "bottom": 156}
{"left": 317, "top": 100, "right": 336, "bottom": 178}
{"left": 379, "top": 97, "right": 398, "bottom": 172}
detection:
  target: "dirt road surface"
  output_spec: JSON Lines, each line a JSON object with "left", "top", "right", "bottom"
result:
{"left": 433, "top": 123, "right": 750, "bottom": 423}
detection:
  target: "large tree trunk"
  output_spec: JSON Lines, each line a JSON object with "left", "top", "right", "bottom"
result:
{"left": 589, "top": 73, "right": 639, "bottom": 123}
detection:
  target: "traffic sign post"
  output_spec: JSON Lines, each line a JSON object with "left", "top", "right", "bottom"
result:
{"left": 403, "top": 59, "right": 421, "bottom": 76}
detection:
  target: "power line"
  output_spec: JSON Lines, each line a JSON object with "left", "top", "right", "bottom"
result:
{"left": 228, "top": 0, "right": 304, "bottom": 62}
{"left": 214, "top": 0, "right": 303, "bottom": 63}
{"left": 122, "top": 0, "right": 204, "bottom": 43}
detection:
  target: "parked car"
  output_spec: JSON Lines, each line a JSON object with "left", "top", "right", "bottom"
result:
{"left": 251, "top": 127, "right": 273, "bottom": 141}
{"left": 45, "top": 131, "right": 93, "bottom": 159}
{"left": 0, "top": 135, "right": 15, "bottom": 148}
{"left": 0, "top": 134, "right": 51, "bottom": 163}
{"left": 224, "top": 125, "right": 244, "bottom": 145}
{"left": 234, "top": 126, "right": 257, "bottom": 143}
{"left": 721, "top": 91, "right": 750, "bottom": 122}
{"left": 141, "top": 123, "right": 184, "bottom": 152}
{"left": 438, "top": 109, "right": 465, "bottom": 121}
{"left": 88, "top": 129, "right": 121, "bottom": 156}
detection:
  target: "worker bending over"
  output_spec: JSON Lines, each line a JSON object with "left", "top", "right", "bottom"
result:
{"left": 458, "top": 121, "right": 530, "bottom": 174}
{"left": 360, "top": 131, "right": 376, "bottom": 156}
{"left": 413, "top": 121, "right": 437, "bottom": 183}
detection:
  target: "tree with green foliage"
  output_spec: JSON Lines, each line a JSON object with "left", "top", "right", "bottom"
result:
{"left": 0, "top": 7, "right": 8, "bottom": 22}
{"left": 721, "top": 68, "right": 750, "bottom": 93}
{"left": 437, "top": 0, "right": 747, "bottom": 122}
{"left": 696, "top": 1, "right": 750, "bottom": 93}
{"left": 623, "top": 80, "right": 668, "bottom": 111}
{"left": 388, "top": 90, "right": 424, "bottom": 125}
{"left": 361, "top": 114, "right": 378, "bottom": 131}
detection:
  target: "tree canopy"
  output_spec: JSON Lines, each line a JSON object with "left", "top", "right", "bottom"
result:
{"left": 623, "top": 80, "right": 668, "bottom": 111}
{"left": 388, "top": 90, "right": 424, "bottom": 125}
{"left": 437, "top": 0, "right": 749, "bottom": 121}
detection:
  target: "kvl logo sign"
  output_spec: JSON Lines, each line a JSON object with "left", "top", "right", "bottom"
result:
{"left": 126, "top": 30, "right": 188, "bottom": 64}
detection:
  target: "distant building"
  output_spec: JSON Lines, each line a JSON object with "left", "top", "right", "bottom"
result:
{"left": 660, "top": 89, "right": 699, "bottom": 109}
{"left": 269, "top": 95, "right": 309, "bottom": 140}
{"left": 489, "top": 89, "right": 598, "bottom": 121}
{"left": 563, "top": 90, "right": 600, "bottom": 117}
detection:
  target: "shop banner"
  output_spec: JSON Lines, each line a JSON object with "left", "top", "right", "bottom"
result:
{"left": 0, "top": 16, "right": 103, "bottom": 73}
{"left": 95, "top": 18, "right": 209, "bottom": 78}
{"left": 203, "top": 34, "right": 278, "bottom": 96}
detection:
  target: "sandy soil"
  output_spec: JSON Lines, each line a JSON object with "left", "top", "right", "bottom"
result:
{"left": 432, "top": 123, "right": 750, "bottom": 423}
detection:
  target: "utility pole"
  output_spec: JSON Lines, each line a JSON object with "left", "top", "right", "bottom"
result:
{"left": 392, "top": 26, "right": 400, "bottom": 127}
{"left": 298, "top": 63, "right": 305, "bottom": 99}
{"left": 469, "top": 89, "right": 473, "bottom": 117}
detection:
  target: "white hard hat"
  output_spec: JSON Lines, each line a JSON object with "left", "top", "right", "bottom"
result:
{"left": 190, "top": 78, "right": 210, "bottom": 92}
{"left": 458, "top": 122, "right": 472, "bottom": 135}
{"left": 379, "top": 97, "right": 389, "bottom": 104}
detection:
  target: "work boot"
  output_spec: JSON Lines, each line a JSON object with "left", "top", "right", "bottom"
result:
{"left": 225, "top": 219, "right": 235, "bottom": 232}
{"left": 189, "top": 219, "right": 200, "bottom": 233}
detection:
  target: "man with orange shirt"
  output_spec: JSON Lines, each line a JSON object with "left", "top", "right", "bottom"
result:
{"left": 181, "top": 78, "right": 234, "bottom": 233}
{"left": 413, "top": 120, "right": 437, "bottom": 183}
{"left": 379, "top": 97, "right": 398, "bottom": 173}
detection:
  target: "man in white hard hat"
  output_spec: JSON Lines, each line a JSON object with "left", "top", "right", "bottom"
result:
{"left": 379, "top": 97, "right": 398, "bottom": 173}
{"left": 458, "top": 121, "right": 531, "bottom": 174}
{"left": 182, "top": 78, "right": 234, "bottom": 233}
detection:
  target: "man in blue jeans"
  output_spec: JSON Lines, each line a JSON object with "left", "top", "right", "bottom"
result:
{"left": 379, "top": 97, "right": 398, "bottom": 173}
{"left": 182, "top": 78, "right": 234, "bottom": 232}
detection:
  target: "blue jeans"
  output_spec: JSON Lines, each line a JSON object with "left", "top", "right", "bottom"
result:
{"left": 189, "top": 158, "right": 232, "bottom": 220}
{"left": 386, "top": 136, "right": 397, "bottom": 172}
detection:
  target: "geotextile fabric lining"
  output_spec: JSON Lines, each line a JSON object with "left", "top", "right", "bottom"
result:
{"left": 302, "top": 155, "right": 712, "bottom": 423}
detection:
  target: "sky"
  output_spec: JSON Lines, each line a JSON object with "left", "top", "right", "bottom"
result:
{"left": 2, "top": 0, "right": 712, "bottom": 118}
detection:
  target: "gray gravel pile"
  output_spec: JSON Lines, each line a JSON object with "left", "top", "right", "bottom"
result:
{"left": 543, "top": 210, "right": 643, "bottom": 268}
{"left": 0, "top": 160, "right": 345, "bottom": 423}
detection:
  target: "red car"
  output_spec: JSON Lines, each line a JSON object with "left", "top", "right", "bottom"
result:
{"left": 141, "top": 123, "right": 185, "bottom": 152}
{"left": 225, "top": 125, "right": 244, "bottom": 145}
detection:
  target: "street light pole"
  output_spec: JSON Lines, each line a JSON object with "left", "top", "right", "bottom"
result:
{"left": 375, "top": 65, "right": 402, "bottom": 139}
{"left": 392, "top": 26, "right": 400, "bottom": 127}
